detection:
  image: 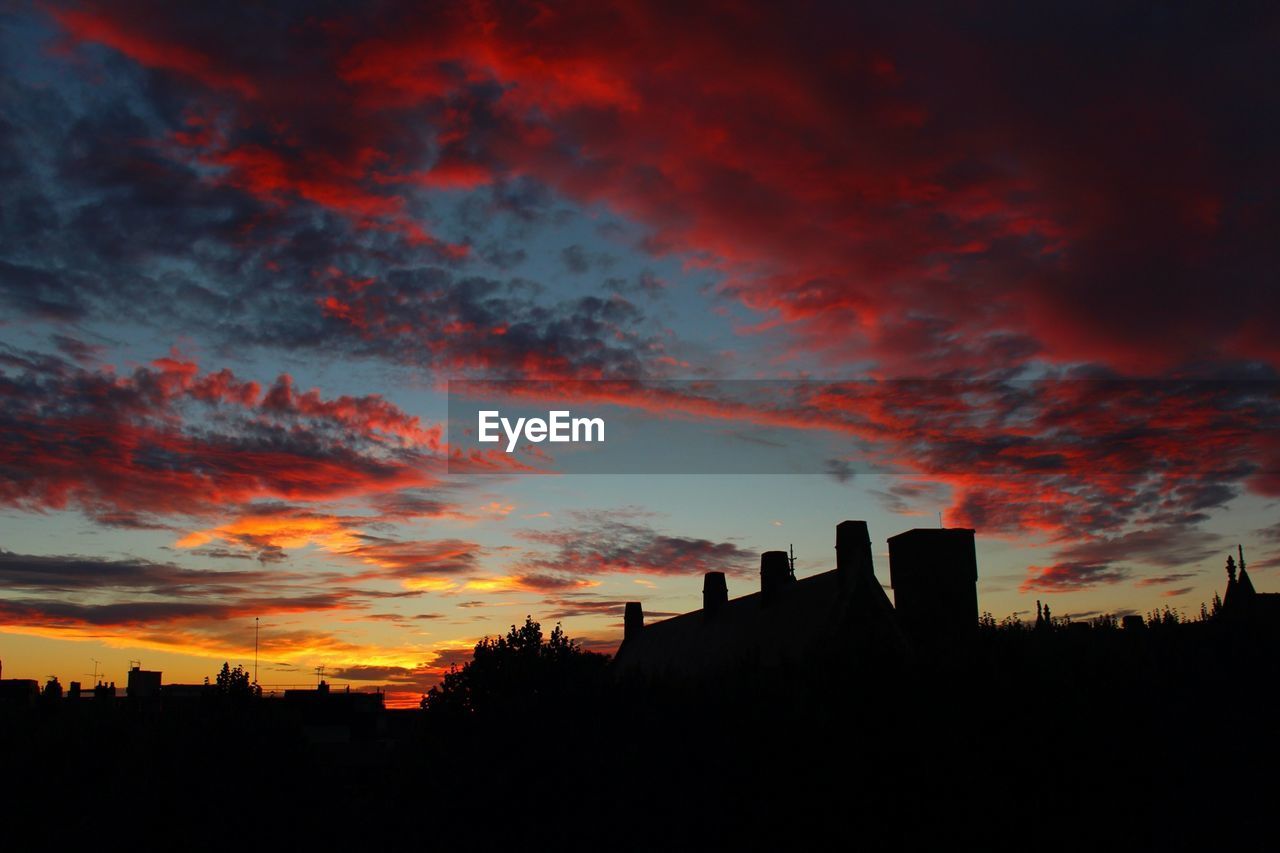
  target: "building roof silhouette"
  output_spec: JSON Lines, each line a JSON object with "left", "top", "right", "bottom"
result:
{"left": 1223, "top": 546, "right": 1280, "bottom": 621}
{"left": 614, "top": 520, "right": 919, "bottom": 677}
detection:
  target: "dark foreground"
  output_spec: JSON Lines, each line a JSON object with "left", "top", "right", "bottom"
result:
{"left": 4, "top": 620, "right": 1277, "bottom": 850}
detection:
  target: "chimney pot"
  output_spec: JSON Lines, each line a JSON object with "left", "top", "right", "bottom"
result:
{"left": 703, "top": 571, "right": 728, "bottom": 613}
{"left": 624, "top": 601, "right": 644, "bottom": 641}
{"left": 836, "top": 520, "right": 874, "bottom": 584}
{"left": 760, "top": 550, "right": 792, "bottom": 603}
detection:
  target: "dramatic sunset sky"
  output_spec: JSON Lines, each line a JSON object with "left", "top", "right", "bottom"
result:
{"left": 2, "top": 1, "right": 1277, "bottom": 705}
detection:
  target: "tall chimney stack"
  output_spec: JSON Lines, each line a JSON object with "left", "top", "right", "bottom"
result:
{"left": 836, "top": 520, "right": 874, "bottom": 586}
{"left": 703, "top": 571, "right": 728, "bottom": 614}
{"left": 760, "top": 550, "right": 793, "bottom": 604}
{"left": 624, "top": 601, "right": 644, "bottom": 641}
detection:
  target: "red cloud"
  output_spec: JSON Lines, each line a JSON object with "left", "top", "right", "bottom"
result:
{"left": 515, "top": 511, "right": 756, "bottom": 580}
{"left": 51, "top": 6, "right": 259, "bottom": 97}
{"left": 1021, "top": 562, "right": 1130, "bottom": 593}
{"left": 49, "top": 1, "right": 1275, "bottom": 377}
{"left": 0, "top": 349, "right": 438, "bottom": 521}
{"left": 32, "top": 2, "right": 1280, "bottom": 565}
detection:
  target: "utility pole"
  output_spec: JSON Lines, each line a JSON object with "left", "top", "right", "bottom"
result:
{"left": 254, "top": 617, "right": 259, "bottom": 687}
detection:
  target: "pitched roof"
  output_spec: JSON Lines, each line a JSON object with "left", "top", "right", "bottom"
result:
{"left": 1237, "top": 565, "right": 1257, "bottom": 596}
{"left": 613, "top": 566, "right": 904, "bottom": 678}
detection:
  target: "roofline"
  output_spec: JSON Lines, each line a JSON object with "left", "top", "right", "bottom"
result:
{"left": 633, "top": 567, "right": 843, "bottom": 633}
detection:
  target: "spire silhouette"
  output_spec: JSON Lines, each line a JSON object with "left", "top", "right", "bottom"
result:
{"left": 1237, "top": 545, "right": 1256, "bottom": 596}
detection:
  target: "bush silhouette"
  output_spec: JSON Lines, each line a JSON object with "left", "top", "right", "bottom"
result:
{"left": 214, "top": 662, "right": 259, "bottom": 698}
{"left": 420, "top": 616, "right": 608, "bottom": 719}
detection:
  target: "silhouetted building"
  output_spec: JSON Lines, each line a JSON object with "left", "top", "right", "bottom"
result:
{"left": 613, "top": 520, "right": 907, "bottom": 678}
{"left": 887, "top": 527, "right": 978, "bottom": 648}
{"left": 0, "top": 660, "right": 41, "bottom": 708}
{"left": 283, "top": 681, "right": 386, "bottom": 744}
{"left": 160, "top": 683, "right": 211, "bottom": 699}
{"left": 0, "top": 670, "right": 39, "bottom": 708}
{"left": 1222, "top": 547, "right": 1280, "bottom": 623}
{"left": 127, "top": 666, "right": 162, "bottom": 699}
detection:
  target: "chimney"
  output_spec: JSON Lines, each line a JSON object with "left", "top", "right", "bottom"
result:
{"left": 836, "top": 520, "right": 873, "bottom": 586}
{"left": 624, "top": 601, "right": 644, "bottom": 641}
{"left": 760, "top": 550, "right": 793, "bottom": 604}
{"left": 703, "top": 571, "right": 728, "bottom": 614}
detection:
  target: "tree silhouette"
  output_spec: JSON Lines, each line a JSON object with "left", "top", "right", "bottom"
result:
{"left": 421, "top": 616, "right": 608, "bottom": 719}
{"left": 214, "top": 662, "right": 259, "bottom": 698}
{"left": 1145, "top": 605, "right": 1182, "bottom": 627}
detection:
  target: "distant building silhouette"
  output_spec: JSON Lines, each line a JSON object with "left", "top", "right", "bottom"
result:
{"left": 127, "top": 665, "right": 162, "bottom": 699}
{"left": 0, "top": 659, "right": 40, "bottom": 708}
{"left": 887, "top": 527, "right": 978, "bottom": 648}
{"left": 614, "top": 520, "right": 934, "bottom": 678}
{"left": 161, "top": 682, "right": 212, "bottom": 699}
{"left": 284, "top": 680, "right": 386, "bottom": 744}
{"left": 1222, "top": 546, "right": 1280, "bottom": 623}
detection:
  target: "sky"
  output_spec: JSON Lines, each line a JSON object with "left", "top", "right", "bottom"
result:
{"left": 1, "top": 0, "right": 1278, "bottom": 706}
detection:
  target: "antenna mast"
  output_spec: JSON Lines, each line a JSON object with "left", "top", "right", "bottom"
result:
{"left": 254, "top": 617, "right": 259, "bottom": 687}
{"left": 788, "top": 544, "right": 796, "bottom": 579}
